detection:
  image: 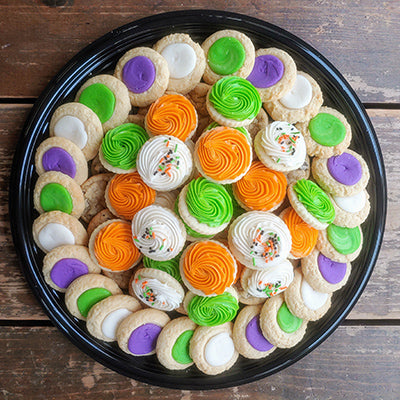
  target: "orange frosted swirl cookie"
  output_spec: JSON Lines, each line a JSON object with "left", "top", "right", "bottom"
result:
{"left": 90, "top": 220, "right": 141, "bottom": 272}
{"left": 280, "top": 207, "right": 318, "bottom": 258}
{"left": 106, "top": 172, "right": 156, "bottom": 220}
{"left": 194, "top": 127, "right": 252, "bottom": 184}
{"left": 233, "top": 161, "right": 287, "bottom": 211}
{"left": 180, "top": 240, "right": 237, "bottom": 296}
{"left": 145, "top": 93, "right": 197, "bottom": 141}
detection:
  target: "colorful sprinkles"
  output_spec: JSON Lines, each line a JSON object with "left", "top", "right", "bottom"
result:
{"left": 251, "top": 227, "right": 281, "bottom": 264}
{"left": 153, "top": 137, "right": 180, "bottom": 177}
{"left": 257, "top": 280, "right": 287, "bottom": 297}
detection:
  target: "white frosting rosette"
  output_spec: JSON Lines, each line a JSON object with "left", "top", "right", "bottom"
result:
{"left": 228, "top": 211, "right": 292, "bottom": 269}
{"left": 136, "top": 135, "right": 193, "bottom": 191}
{"left": 132, "top": 205, "right": 186, "bottom": 260}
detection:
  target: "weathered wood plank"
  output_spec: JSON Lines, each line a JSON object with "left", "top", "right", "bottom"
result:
{"left": 0, "top": 325, "right": 398, "bottom": 399}
{"left": 0, "top": 1, "right": 399, "bottom": 102}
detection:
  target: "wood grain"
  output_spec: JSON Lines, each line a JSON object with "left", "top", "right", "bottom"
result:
{"left": 0, "top": 1, "right": 399, "bottom": 102}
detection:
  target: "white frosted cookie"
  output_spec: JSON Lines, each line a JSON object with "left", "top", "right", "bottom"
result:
{"left": 32, "top": 210, "right": 88, "bottom": 253}
{"left": 75, "top": 74, "right": 131, "bottom": 132}
{"left": 154, "top": 33, "right": 206, "bottom": 94}
{"left": 228, "top": 211, "right": 292, "bottom": 270}
{"left": 264, "top": 71, "right": 323, "bottom": 124}
{"left": 190, "top": 322, "right": 238, "bottom": 375}
{"left": 49, "top": 102, "right": 103, "bottom": 161}
{"left": 35, "top": 136, "right": 88, "bottom": 185}
{"left": 33, "top": 171, "right": 85, "bottom": 218}
{"left": 86, "top": 294, "right": 141, "bottom": 342}
{"left": 64, "top": 273, "right": 122, "bottom": 320}
{"left": 131, "top": 205, "right": 186, "bottom": 261}
{"left": 136, "top": 135, "right": 193, "bottom": 191}
{"left": 42, "top": 245, "right": 100, "bottom": 292}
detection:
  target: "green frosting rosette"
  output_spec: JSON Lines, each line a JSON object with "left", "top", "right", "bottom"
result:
{"left": 187, "top": 292, "right": 239, "bottom": 326}
{"left": 293, "top": 179, "right": 335, "bottom": 224}
{"left": 143, "top": 253, "right": 182, "bottom": 282}
{"left": 101, "top": 123, "right": 149, "bottom": 170}
{"left": 209, "top": 76, "right": 261, "bottom": 121}
{"left": 186, "top": 177, "right": 233, "bottom": 228}
{"left": 327, "top": 224, "right": 362, "bottom": 255}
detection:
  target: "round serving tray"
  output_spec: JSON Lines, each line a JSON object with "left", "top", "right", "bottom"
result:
{"left": 9, "top": 10, "right": 386, "bottom": 390}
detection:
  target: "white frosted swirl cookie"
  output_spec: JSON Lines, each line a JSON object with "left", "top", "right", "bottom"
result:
{"left": 131, "top": 205, "right": 186, "bottom": 260}
{"left": 136, "top": 135, "right": 193, "bottom": 191}
{"left": 228, "top": 211, "right": 292, "bottom": 269}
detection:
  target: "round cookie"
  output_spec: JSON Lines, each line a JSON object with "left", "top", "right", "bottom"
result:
{"left": 247, "top": 48, "right": 297, "bottom": 102}
{"left": 301, "top": 249, "right": 352, "bottom": 293}
{"left": 284, "top": 268, "right": 332, "bottom": 321}
{"left": 246, "top": 106, "right": 269, "bottom": 143}
{"left": 116, "top": 308, "right": 170, "bottom": 356}
{"left": 105, "top": 172, "right": 156, "bottom": 220}
{"left": 99, "top": 123, "right": 149, "bottom": 173}
{"left": 228, "top": 211, "right": 292, "bottom": 269}
{"left": 156, "top": 316, "right": 197, "bottom": 370}
{"left": 86, "top": 208, "right": 116, "bottom": 237}
{"left": 127, "top": 113, "right": 145, "bottom": 128}
{"left": 233, "top": 305, "right": 276, "bottom": 359}
{"left": 143, "top": 252, "right": 182, "bottom": 282}
{"left": 42, "top": 244, "right": 101, "bottom": 292}
{"left": 131, "top": 205, "right": 187, "bottom": 261}
{"left": 130, "top": 268, "right": 184, "bottom": 311}
{"left": 136, "top": 135, "right": 193, "bottom": 191}
{"left": 264, "top": 71, "right": 323, "bottom": 124}
{"left": 285, "top": 155, "right": 311, "bottom": 185}
{"left": 259, "top": 293, "right": 308, "bottom": 348}
{"left": 297, "top": 106, "right": 352, "bottom": 158}
{"left": 35, "top": 136, "right": 88, "bottom": 185}
{"left": 81, "top": 173, "right": 114, "bottom": 223}
{"left": 49, "top": 102, "right": 103, "bottom": 161}
{"left": 194, "top": 126, "right": 252, "bottom": 184}
{"left": 316, "top": 224, "right": 363, "bottom": 263}
{"left": 202, "top": 29, "right": 255, "bottom": 84}
{"left": 153, "top": 189, "right": 179, "bottom": 210}
{"left": 311, "top": 149, "right": 370, "bottom": 197}
{"left": 154, "top": 33, "right": 206, "bottom": 94}
{"left": 254, "top": 121, "right": 307, "bottom": 172}
{"left": 180, "top": 240, "right": 237, "bottom": 296}
{"left": 190, "top": 322, "right": 238, "bottom": 375}
{"left": 33, "top": 171, "right": 85, "bottom": 218}
{"left": 32, "top": 211, "right": 88, "bottom": 253}
{"left": 64, "top": 273, "right": 122, "bottom": 320}
{"left": 287, "top": 179, "right": 335, "bottom": 230}
{"left": 114, "top": 47, "right": 169, "bottom": 107}
{"left": 86, "top": 294, "right": 142, "bottom": 342}
{"left": 206, "top": 76, "right": 262, "bottom": 127}
{"left": 145, "top": 93, "right": 198, "bottom": 141}
{"left": 75, "top": 74, "right": 131, "bottom": 132}
{"left": 232, "top": 161, "right": 287, "bottom": 212}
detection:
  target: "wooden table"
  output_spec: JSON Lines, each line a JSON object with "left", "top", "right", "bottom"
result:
{"left": 1, "top": 1, "right": 399, "bottom": 399}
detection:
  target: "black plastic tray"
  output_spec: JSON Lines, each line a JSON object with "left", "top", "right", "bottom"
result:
{"left": 9, "top": 10, "right": 386, "bottom": 390}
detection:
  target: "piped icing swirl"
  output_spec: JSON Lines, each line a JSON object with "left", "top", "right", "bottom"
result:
{"left": 233, "top": 161, "right": 287, "bottom": 211}
{"left": 208, "top": 76, "right": 262, "bottom": 121}
{"left": 181, "top": 241, "right": 236, "bottom": 296}
{"left": 196, "top": 127, "right": 252, "bottom": 182}
{"left": 107, "top": 172, "right": 156, "bottom": 220}
{"left": 101, "top": 123, "right": 149, "bottom": 170}
{"left": 132, "top": 205, "right": 186, "bottom": 260}
{"left": 94, "top": 220, "right": 141, "bottom": 271}
{"left": 137, "top": 135, "right": 193, "bottom": 191}
{"left": 143, "top": 254, "right": 182, "bottom": 282}
{"left": 145, "top": 94, "right": 197, "bottom": 141}
{"left": 228, "top": 211, "right": 292, "bottom": 269}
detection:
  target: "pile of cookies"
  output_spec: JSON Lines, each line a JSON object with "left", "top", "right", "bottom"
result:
{"left": 32, "top": 29, "right": 370, "bottom": 375}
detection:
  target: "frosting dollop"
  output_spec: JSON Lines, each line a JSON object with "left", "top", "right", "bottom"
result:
{"left": 332, "top": 191, "right": 366, "bottom": 213}
{"left": 309, "top": 113, "right": 346, "bottom": 146}
{"left": 327, "top": 152, "right": 362, "bottom": 185}
{"left": 208, "top": 37, "right": 246, "bottom": 75}
{"left": 247, "top": 55, "right": 284, "bottom": 88}
{"left": 161, "top": 43, "right": 197, "bottom": 79}
{"left": 326, "top": 224, "right": 361, "bottom": 255}
{"left": 122, "top": 56, "right": 156, "bottom": 93}
{"left": 279, "top": 74, "right": 312, "bottom": 109}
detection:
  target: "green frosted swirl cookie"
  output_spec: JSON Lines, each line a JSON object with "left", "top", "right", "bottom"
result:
{"left": 186, "top": 177, "right": 233, "bottom": 227}
{"left": 327, "top": 224, "right": 361, "bottom": 254}
{"left": 293, "top": 179, "right": 335, "bottom": 224}
{"left": 143, "top": 254, "right": 182, "bottom": 282}
{"left": 101, "top": 123, "right": 149, "bottom": 170}
{"left": 187, "top": 292, "right": 239, "bottom": 326}
{"left": 209, "top": 76, "right": 261, "bottom": 121}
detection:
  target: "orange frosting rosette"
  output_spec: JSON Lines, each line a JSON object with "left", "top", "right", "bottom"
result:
{"left": 181, "top": 241, "right": 236, "bottom": 296}
{"left": 94, "top": 220, "right": 141, "bottom": 271}
{"left": 145, "top": 94, "right": 197, "bottom": 141}
{"left": 281, "top": 207, "right": 318, "bottom": 258}
{"left": 107, "top": 172, "right": 156, "bottom": 220}
{"left": 233, "top": 161, "right": 287, "bottom": 211}
{"left": 196, "top": 127, "right": 251, "bottom": 182}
